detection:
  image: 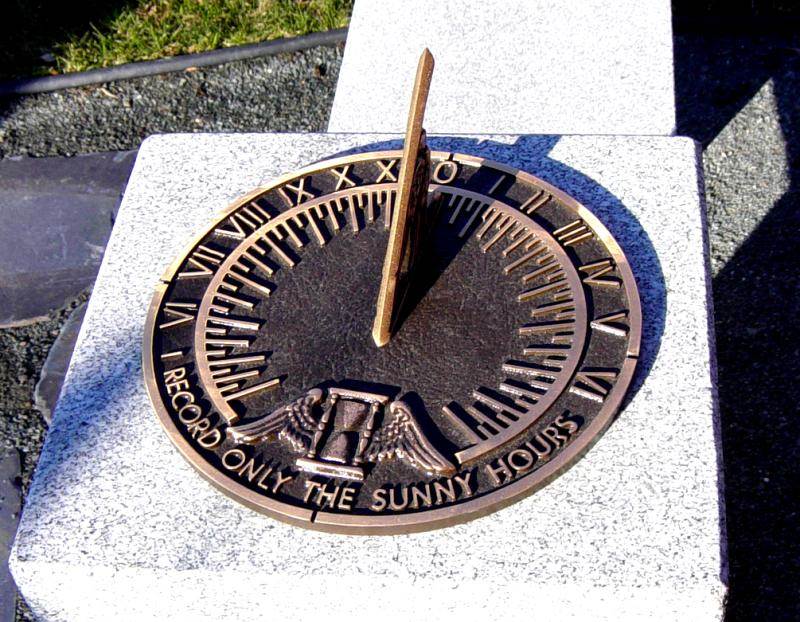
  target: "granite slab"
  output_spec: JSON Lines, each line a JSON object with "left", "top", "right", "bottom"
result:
{"left": 328, "top": 0, "right": 676, "bottom": 136}
{"left": 11, "top": 133, "right": 724, "bottom": 620}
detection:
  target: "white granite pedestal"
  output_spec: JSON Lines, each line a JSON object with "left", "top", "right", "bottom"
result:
{"left": 329, "top": 0, "right": 676, "bottom": 135}
{"left": 11, "top": 133, "right": 725, "bottom": 620}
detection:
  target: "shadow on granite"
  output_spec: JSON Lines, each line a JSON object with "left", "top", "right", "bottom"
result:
{"left": 674, "top": 31, "right": 793, "bottom": 147}
{"left": 721, "top": 56, "right": 799, "bottom": 622}
{"left": 675, "top": 30, "right": 800, "bottom": 621}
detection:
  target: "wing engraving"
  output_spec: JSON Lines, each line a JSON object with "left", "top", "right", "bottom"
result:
{"left": 227, "top": 388, "right": 322, "bottom": 452}
{"left": 365, "top": 400, "right": 456, "bottom": 476}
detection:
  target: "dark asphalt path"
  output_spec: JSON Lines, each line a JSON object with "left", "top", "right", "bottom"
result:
{"left": 0, "top": 33, "right": 798, "bottom": 620}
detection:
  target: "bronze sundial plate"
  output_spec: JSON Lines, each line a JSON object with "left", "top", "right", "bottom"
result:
{"left": 143, "top": 150, "right": 641, "bottom": 534}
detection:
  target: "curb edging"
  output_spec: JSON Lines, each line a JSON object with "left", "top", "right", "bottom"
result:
{"left": 0, "top": 28, "right": 347, "bottom": 97}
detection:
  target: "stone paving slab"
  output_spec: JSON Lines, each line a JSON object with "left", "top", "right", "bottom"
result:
{"left": 329, "top": 0, "right": 676, "bottom": 135}
{"left": 0, "top": 151, "right": 135, "bottom": 327}
{"left": 11, "top": 133, "right": 723, "bottom": 620}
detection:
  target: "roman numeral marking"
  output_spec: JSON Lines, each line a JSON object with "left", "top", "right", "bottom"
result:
{"left": 243, "top": 246, "right": 276, "bottom": 276}
{"left": 523, "top": 344, "right": 571, "bottom": 357}
{"left": 214, "top": 291, "right": 255, "bottom": 310}
{"left": 472, "top": 389, "right": 525, "bottom": 415}
{"left": 531, "top": 299, "right": 576, "bottom": 319}
{"left": 380, "top": 188, "right": 397, "bottom": 229}
{"left": 275, "top": 220, "right": 305, "bottom": 248}
{"left": 260, "top": 233, "right": 296, "bottom": 267}
{"left": 475, "top": 209, "right": 501, "bottom": 239}
{"left": 441, "top": 404, "right": 482, "bottom": 444}
{"left": 488, "top": 174, "right": 506, "bottom": 195}
{"left": 376, "top": 159, "right": 398, "bottom": 183}
{"left": 214, "top": 202, "right": 272, "bottom": 239}
{"left": 178, "top": 245, "right": 226, "bottom": 279}
{"left": 207, "top": 354, "right": 266, "bottom": 365}
{"left": 206, "top": 337, "right": 251, "bottom": 348}
{"left": 499, "top": 379, "right": 547, "bottom": 400}
{"left": 345, "top": 195, "right": 360, "bottom": 232}
{"left": 579, "top": 258, "right": 620, "bottom": 288}
{"left": 519, "top": 190, "right": 551, "bottom": 214}
{"left": 569, "top": 369, "right": 618, "bottom": 403}
{"left": 278, "top": 177, "right": 314, "bottom": 207}
{"left": 503, "top": 359, "right": 560, "bottom": 379}
{"left": 159, "top": 302, "right": 198, "bottom": 329}
{"left": 502, "top": 231, "right": 534, "bottom": 257}
{"left": 327, "top": 199, "right": 347, "bottom": 231}
{"left": 208, "top": 315, "right": 260, "bottom": 331}
{"left": 353, "top": 190, "right": 375, "bottom": 223}
{"left": 458, "top": 201, "right": 489, "bottom": 238}
{"left": 215, "top": 369, "right": 261, "bottom": 388}
{"left": 553, "top": 219, "right": 593, "bottom": 246}
{"left": 332, "top": 164, "right": 356, "bottom": 190}
{"left": 590, "top": 310, "right": 629, "bottom": 337}
{"left": 160, "top": 349, "right": 186, "bottom": 360}
{"left": 222, "top": 378, "right": 281, "bottom": 402}
{"left": 504, "top": 241, "right": 545, "bottom": 274}
{"left": 305, "top": 204, "right": 329, "bottom": 245}
{"left": 432, "top": 160, "right": 458, "bottom": 184}
{"left": 447, "top": 195, "right": 469, "bottom": 224}
{"left": 522, "top": 257, "right": 562, "bottom": 282}
{"left": 464, "top": 405, "right": 510, "bottom": 440}
{"left": 519, "top": 320, "right": 574, "bottom": 335}
{"left": 518, "top": 279, "right": 568, "bottom": 302}
{"left": 481, "top": 218, "right": 516, "bottom": 252}
{"left": 226, "top": 263, "right": 273, "bottom": 296}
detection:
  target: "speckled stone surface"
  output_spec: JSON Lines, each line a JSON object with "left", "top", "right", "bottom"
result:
{"left": 328, "top": 0, "right": 676, "bottom": 135}
{"left": 10, "top": 133, "right": 724, "bottom": 620}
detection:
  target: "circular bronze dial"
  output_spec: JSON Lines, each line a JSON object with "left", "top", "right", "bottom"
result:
{"left": 143, "top": 150, "right": 641, "bottom": 534}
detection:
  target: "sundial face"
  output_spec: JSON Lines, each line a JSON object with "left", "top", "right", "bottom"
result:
{"left": 143, "top": 52, "right": 641, "bottom": 534}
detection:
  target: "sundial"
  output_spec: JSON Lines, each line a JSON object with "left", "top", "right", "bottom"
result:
{"left": 143, "top": 50, "right": 641, "bottom": 534}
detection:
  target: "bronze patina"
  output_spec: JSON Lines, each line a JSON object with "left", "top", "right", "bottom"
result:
{"left": 143, "top": 51, "right": 641, "bottom": 534}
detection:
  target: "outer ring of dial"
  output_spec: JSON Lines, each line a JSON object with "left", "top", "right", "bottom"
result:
{"left": 143, "top": 150, "right": 642, "bottom": 534}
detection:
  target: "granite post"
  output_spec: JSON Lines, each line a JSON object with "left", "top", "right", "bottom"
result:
{"left": 11, "top": 133, "right": 725, "bottom": 620}
{"left": 11, "top": 0, "right": 725, "bottom": 618}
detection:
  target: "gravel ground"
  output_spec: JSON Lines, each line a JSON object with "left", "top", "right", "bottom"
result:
{"left": 0, "top": 45, "right": 342, "bottom": 157}
{"left": 0, "top": 294, "right": 88, "bottom": 622}
{"left": 0, "top": 294, "right": 88, "bottom": 493}
{"left": 1, "top": 33, "right": 799, "bottom": 620}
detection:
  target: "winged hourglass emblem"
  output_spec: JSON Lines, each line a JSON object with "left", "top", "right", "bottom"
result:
{"left": 227, "top": 386, "right": 456, "bottom": 481}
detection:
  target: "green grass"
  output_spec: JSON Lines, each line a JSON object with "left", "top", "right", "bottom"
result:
{"left": 0, "top": 0, "right": 352, "bottom": 79}
{"left": 58, "top": 0, "right": 352, "bottom": 73}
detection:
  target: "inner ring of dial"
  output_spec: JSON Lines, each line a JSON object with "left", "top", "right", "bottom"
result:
{"left": 193, "top": 175, "right": 587, "bottom": 466}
